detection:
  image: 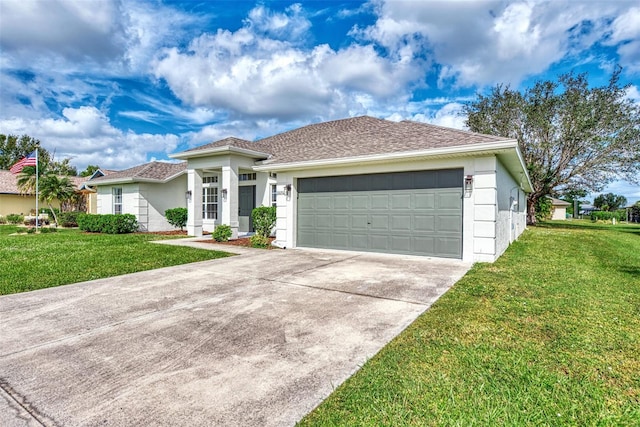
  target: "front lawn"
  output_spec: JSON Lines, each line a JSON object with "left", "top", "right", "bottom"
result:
{"left": 0, "top": 226, "right": 231, "bottom": 295}
{"left": 300, "top": 221, "right": 640, "bottom": 426}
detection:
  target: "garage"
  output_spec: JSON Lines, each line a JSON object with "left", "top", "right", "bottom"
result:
{"left": 297, "top": 169, "right": 464, "bottom": 258}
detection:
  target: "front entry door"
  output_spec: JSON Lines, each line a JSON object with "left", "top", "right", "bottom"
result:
{"left": 238, "top": 185, "right": 256, "bottom": 232}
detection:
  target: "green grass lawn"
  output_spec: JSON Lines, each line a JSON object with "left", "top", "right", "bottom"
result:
{"left": 300, "top": 221, "right": 640, "bottom": 426}
{"left": 0, "top": 225, "right": 231, "bottom": 295}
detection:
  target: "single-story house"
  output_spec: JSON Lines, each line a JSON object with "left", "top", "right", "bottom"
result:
{"left": 90, "top": 116, "right": 532, "bottom": 262}
{"left": 0, "top": 170, "right": 86, "bottom": 218}
{"left": 78, "top": 169, "right": 118, "bottom": 214}
{"left": 86, "top": 161, "right": 187, "bottom": 231}
{"left": 550, "top": 197, "right": 570, "bottom": 220}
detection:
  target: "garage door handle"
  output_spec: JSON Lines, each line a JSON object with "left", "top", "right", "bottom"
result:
{"left": 367, "top": 222, "right": 371, "bottom": 225}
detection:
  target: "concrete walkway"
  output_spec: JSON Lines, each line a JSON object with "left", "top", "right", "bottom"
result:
{"left": 1, "top": 243, "right": 471, "bottom": 427}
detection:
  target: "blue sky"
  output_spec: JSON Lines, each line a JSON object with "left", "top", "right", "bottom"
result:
{"left": 0, "top": 0, "right": 638, "bottom": 203}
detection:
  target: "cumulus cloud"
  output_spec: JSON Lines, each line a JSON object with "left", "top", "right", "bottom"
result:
{"left": 0, "top": 106, "right": 179, "bottom": 170}
{"left": 151, "top": 4, "right": 423, "bottom": 121}
{"left": 359, "top": 0, "right": 637, "bottom": 87}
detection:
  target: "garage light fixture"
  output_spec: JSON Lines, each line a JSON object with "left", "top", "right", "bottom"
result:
{"left": 221, "top": 188, "right": 228, "bottom": 200}
{"left": 464, "top": 175, "right": 473, "bottom": 192}
{"left": 185, "top": 190, "right": 192, "bottom": 201}
{"left": 284, "top": 184, "right": 292, "bottom": 197}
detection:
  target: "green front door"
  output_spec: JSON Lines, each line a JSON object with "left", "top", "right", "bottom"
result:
{"left": 239, "top": 185, "right": 256, "bottom": 232}
{"left": 297, "top": 169, "right": 463, "bottom": 258}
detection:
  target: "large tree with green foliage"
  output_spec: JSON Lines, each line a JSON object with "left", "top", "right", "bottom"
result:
{"left": 0, "top": 134, "right": 50, "bottom": 169}
{"left": 593, "top": 193, "right": 627, "bottom": 211}
{"left": 464, "top": 67, "right": 640, "bottom": 224}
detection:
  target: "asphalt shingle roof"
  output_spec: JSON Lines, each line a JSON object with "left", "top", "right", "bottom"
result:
{"left": 88, "top": 162, "right": 187, "bottom": 183}
{"left": 0, "top": 170, "right": 86, "bottom": 194}
{"left": 180, "top": 116, "right": 510, "bottom": 165}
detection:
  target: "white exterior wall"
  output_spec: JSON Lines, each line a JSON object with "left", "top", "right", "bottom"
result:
{"left": 139, "top": 175, "right": 187, "bottom": 232}
{"left": 97, "top": 184, "right": 139, "bottom": 216}
{"left": 551, "top": 207, "right": 567, "bottom": 220}
{"left": 273, "top": 155, "right": 528, "bottom": 263}
{"left": 495, "top": 158, "right": 527, "bottom": 258}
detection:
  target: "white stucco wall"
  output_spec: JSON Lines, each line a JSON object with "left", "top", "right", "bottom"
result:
{"left": 551, "top": 207, "right": 567, "bottom": 220}
{"left": 139, "top": 175, "right": 187, "bottom": 232}
{"left": 273, "top": 155, "right": 528, "bottom": 263}
{"left": 97, "top": 184, "right": 139, "bottom": 216}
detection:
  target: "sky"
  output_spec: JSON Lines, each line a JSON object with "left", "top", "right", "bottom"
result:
{"left": 0, "top": 0, "right": 638, "bottom": 204}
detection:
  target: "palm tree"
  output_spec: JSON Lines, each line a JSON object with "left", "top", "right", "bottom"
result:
{"left": 39, "top": 174, "right": 75, "bottom": 225}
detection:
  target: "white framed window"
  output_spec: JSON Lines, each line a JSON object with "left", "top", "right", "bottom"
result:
{"left": 238, "top": 173, "right": 256, "bottom": 181}
{"left": 203, "top": 176, "right": 218, "bottom": 184}
{"left": 202, "top": 187, "right": 218, "bottom": 220}
{"left": 113, "top": 187, "right": 122, "bottom": 214}
{"left": 271, "top": 184, "right": 277, "bottom": 207}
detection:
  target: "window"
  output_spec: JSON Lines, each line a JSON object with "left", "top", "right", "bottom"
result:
{"left": 202, "top": 187, "right": 218, "bottom": 220}
{"left": 203, "top": 176, "right": 218, "bottom": 184}
{"left": 113, "top": 187, "right": 122, "bottom": 214}
{"left": 238, "top": 173, "right": 256, "bottom": 181}
{"left": 271, "top": 184, "right": 277, "bottom": 207}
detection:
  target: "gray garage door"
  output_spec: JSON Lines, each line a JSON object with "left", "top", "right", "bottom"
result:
{"left": 297, "top": 169, "right": 463, "bottom": 258}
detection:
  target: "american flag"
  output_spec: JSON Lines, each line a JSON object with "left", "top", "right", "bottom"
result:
{"left": 9, "top": 151, "right": 38, "bottom": 174}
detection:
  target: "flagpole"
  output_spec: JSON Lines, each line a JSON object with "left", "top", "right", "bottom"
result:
{"left": 35, "top": 147, "right": 39, "bottom": 232}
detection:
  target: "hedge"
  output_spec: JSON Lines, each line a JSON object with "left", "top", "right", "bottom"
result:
{"left": 58, "top": 211, "right": 84, "bottom": 228}
{"left": 77, "top": 214, "right": 139, "bottom": 234}
{"left": 591, "top": 210, "right": 626, "bottom": 222}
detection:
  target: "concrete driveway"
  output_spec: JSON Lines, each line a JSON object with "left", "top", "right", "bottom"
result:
{"left": 1, "top": 243, "right": 470, "bottom": 427}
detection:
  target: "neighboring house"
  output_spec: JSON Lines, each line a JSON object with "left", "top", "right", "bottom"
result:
{"left": 166, "top": 116, "right": 532, "bottom": 262}
{"left": 78, "top": 169, "right": 118, "bottom": 214}
{"left": 0, "top": 170, "right": 86, "bottom": 217}
{"left": 86, "top": 162, "right": 187, "bottom": 231}
{"left": 550, "top": 198, "right": 570, "bottom": 220}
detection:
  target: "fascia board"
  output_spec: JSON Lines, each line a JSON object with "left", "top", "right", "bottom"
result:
{"left": 171, "top": 146, "right": 270, "bottom": 160}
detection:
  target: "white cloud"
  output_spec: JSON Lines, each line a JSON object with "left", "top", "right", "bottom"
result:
{"left": 360, "top": 0, "right": 637, "bottom": 87}
{"left": 151, "top": 4, "right": 423, "bottom": 121}
{"left": 0, "top": 106, "right": 179, "bottom": 170}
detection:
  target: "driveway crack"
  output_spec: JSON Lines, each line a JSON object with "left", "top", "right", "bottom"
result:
{"left": 0, "top": 378, "right": 58, "bottom": 426}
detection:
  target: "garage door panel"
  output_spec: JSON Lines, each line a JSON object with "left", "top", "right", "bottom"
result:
{"left": 370, "top": 214, "right": 389, "bottom": 231}
{"left": 437, "top": 192, "right": 462, "bottom": 209}
{"left": 297, "top": 169, "right": 463, "bottom": 258}
{"left": 391, "top": 215, "right": 412, "bottom": 232}
{"left": 437, "top": 215, "right": 463, "bottom": 233}
{"left": 371, "top": 194, "right": 389, "bottom": 209}
{"left": 415, "top": 193, "right": 436, "bottom": 209}
{"left": 414, "top": 215, "right": 435, "bottom": 232}
{"left": 351, "top": 195, "right": 369, "bottom": 209}
{"left": 391, "top": 194, "right": 411, "bottom": 209}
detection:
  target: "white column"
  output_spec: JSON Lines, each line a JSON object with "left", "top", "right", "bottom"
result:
{"left": 187, "top": 168, "right": 203, "bottom": 237}
{"left": 221, "top": 163, "right": 239, "bottom": 239}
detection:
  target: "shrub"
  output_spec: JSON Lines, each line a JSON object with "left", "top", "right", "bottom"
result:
{"left": 26, "top": 227, "right": 36, "bottom": 234}
{"left": 591, "top": 210, "right": 625, "bottom": 222}
{"left": 535, "top": 197, "right": 553, "bottom": 222}
{"left": 213, "top": 224, "right": 232, "bottom": 242}
{"left": 23, "top": 217, "right": 49, "bottom": 226}
{"left": 77, "top": 214, "right": 138, "bottom": 234}
{"left": 58, "top": 211, "right": 83, "bottom": 228}
{"left": 251, "top": 206, "right": 276, "bottom": 238}
{"left": 165, "top": 207, "right": 188, "bottom": 231}
{"left": 0, "top": 215, "right": 6, "bottom": 224}
{"left": 250, "top": 234, "right": 270, "bottom": 248}
{"left": 7, "top": 214, "right": 24, "bottom": 224}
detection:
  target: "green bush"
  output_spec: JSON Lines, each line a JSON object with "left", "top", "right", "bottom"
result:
{"left": 213, "top": 224, "right": 232, "bottom": 242}
{"left": 591, "top": 210, "right": 625, "bottom": 222}
{"left": 58, "top": 211, "right": 83, "bottom": 228}
{"left": 165, "top": 207, "right": 188, "bottom": 231}
{"left": 26, "top": 227, "right": 36, "bottom": 234}
{"left": 535, "top": 197, "right": 553, "bottom": 222}
{"left": 77, "top": 214, "right": 138, "bottom": 234}
{"left": 250, "top": 234, "right": 270, "bottom": 248}
{"left": 6, "top": 214, "right": 24, "bottom": 224}
{"left": 251, "top": 206, "right": 276, "bottom": 238}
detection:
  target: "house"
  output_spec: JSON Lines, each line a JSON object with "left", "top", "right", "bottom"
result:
{"left": 0, "top": 170, "right": 86, "bottom": 217}
{"left": 86, "top": 161, "right": 187, "bottom": 231}
{"left": 550, "top": 198, "right": 570, "bottom": 220}
{"left": 78, "top": 169, "right": 118, "bottom": 214}
{"left": 167, "top": 116, "right": 531, "bottom": 262}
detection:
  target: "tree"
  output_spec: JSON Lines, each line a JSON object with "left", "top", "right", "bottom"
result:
{"left": 0, "top": 134, "right": 50, "bottom": 170}
{"left": 38, "top": 175, "right": 75, "bottom": 225}
{"left": 593, "top": 193, "right": 627, "bottom": 211}
{"left": 80, "top": 165, "right": 101, "bottom": 177}
{"left": 49, "top": 158, "right": 77, "bottom": 176}
{"left": 464, "top": 67, "right": 640, "bottom": 224}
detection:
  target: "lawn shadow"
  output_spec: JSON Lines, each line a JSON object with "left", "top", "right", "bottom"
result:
{"left": 535, "top": 221, "right": 640, "bottom": 235}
